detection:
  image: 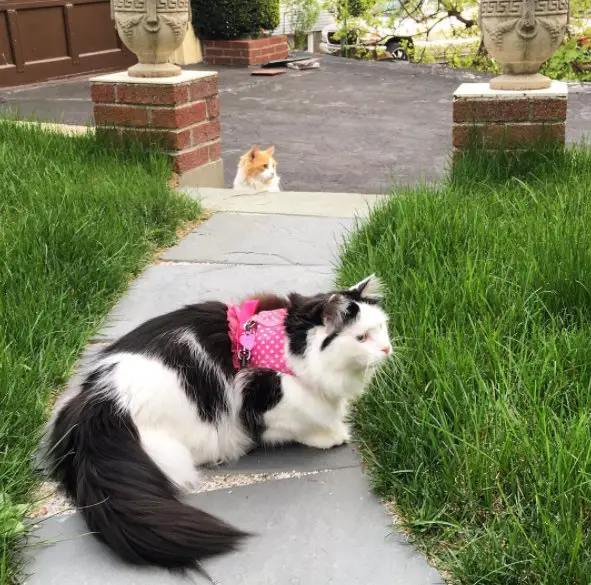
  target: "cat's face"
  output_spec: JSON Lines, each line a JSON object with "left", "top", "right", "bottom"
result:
{"left": 320, "top": 296, "right": 391, "bottom": 371}
{"left": 240, "top": 146, "right": 278, "bottom": 184}
{"left": 286, "top": 276, "right": 392, "bottom": 387}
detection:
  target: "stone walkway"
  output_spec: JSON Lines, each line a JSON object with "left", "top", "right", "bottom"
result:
{"left": 25, "top": 189, "right": 442, "bottom": 585}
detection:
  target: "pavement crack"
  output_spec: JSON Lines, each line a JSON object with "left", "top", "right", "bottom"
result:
{"left": 29, "top": 470, "right": 332, "bottom": 520}
{"left": 225, "top": 251, "right": 296, "bottom": 265}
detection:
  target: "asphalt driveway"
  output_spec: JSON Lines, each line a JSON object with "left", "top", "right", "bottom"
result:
{"left": 2, "top": 56, "right": 591, "bottom": 192}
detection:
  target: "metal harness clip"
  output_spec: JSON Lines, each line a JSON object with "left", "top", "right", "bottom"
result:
{"left": 238, "top": 319, "right": 257, "bottom": 368}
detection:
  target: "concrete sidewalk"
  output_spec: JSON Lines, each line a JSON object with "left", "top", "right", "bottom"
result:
{"left": 25, "top": 190, "right": 442, "bottom": 585}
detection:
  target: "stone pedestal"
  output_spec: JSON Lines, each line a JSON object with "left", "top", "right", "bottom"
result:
{"left": 91, "top": 70, "right": 223, "bottom": 187}
{"left": 452, "top": 82, "right": 568, "bottom": 151}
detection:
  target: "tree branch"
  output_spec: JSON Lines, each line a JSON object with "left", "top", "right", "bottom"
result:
{"left": 446, "top": 8, "right": 476, "bottom": 28}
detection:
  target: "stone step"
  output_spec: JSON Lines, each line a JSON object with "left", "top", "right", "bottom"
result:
{"left": 181, "top": 187, "right": 387, "bottom": 218}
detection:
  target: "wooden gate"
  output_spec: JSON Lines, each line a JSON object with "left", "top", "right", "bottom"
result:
{"left": 0, "top": 0, "right": 136, "bottom": 87}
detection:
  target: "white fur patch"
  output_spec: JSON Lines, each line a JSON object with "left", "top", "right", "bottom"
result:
{"left": 141, "top": 428, "right": 200, "bottom": 491}
{"left": 233, "top": 167, "right": 281, "bottom": 193}
{"left": 101, "top": 350, "right": 251, "bottom": 474}
{"left": 263, "top": 375, "right": 348, "bottom": 447}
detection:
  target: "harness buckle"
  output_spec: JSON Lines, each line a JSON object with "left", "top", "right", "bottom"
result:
{"left": 238, "top": 320, "right": 257, "bottom": 368}
{"left": 239, "top": 349, "right": 251, "bottom": 368}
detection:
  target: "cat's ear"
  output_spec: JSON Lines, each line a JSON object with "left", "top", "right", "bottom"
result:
{"left": 267, "top": 145, "right": 275, "bottom": 156}
{"left": 349, "top": 274, "right": 383, "bottom": 302}
{"left": 249, "top": 145, "right": 260, "bottom": 159}
{"left": 322, "top": 293, "right": 349, "bottom": 333}
{"left": 288, "top": 292, "right": 307, "bottom": 308}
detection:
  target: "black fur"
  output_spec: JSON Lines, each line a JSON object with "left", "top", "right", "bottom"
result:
{"left": 47, "top": 375, "right": 248, "bottom": 571}
{"left": 320, "top": 331, "right": 339, "bottom": 351}
{"left": 286, "top": 292, "right": 366, "bottom": 354}
{"left": 239, "top": 369, "right": 283, "bottom": 443}
{"left": 285, "top": 294, "right": 326, "bottom": 356}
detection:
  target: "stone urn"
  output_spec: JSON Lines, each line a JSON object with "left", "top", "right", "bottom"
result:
{"left": 480, "top": 0, "right": 569, "bottom": 90}
{"left": 112, "top": 0, "right": 190, "bottom": 77}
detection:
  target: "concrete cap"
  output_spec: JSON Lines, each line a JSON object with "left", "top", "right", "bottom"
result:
{"left": 90, "top": 70, "right": 217, "bottom": 85}
{"left": 454, "top": 81, "right": 568, "bottom": 99}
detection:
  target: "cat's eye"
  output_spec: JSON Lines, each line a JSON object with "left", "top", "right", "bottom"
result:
{"left": 357, "top": 332, "right": 369, "bottom": 342}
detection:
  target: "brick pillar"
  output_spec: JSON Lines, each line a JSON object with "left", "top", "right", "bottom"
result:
{"left": 204, "top": 36, "right": 289, "bottom": 66}
{"left": 90, "top": 71, "right": 223, "bottom": 187}
{"left": 453, "top": 81, "right": 568, "bottom": 152}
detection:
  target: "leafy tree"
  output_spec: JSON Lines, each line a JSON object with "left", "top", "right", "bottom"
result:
{"left": 285, "top": 0, "right": 322, "bottom": 48}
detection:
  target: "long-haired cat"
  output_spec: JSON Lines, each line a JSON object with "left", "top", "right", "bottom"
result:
{"left": 233, "top": 145, "right": 281, "bottom": 192}
{"left": 40, "top": 275, "right": 391, "bottom": 574}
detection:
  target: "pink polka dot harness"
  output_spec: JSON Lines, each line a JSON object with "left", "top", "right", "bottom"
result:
{"left": 227, "top": 300, "right": 295, "bottom": 375}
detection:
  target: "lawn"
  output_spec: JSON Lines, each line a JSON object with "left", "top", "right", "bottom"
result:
{"left": 339, "top": 147, "right": 591, "bottom": 585}
{"left": 0, "top": 121, "right": 201, "bottom": 585}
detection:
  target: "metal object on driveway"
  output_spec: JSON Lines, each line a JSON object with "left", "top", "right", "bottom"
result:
{"left": 287, "top": 58, "right": 321, "bottom": 70}
{"left": 260, "top": 56, "right": 312, "bottom": 68}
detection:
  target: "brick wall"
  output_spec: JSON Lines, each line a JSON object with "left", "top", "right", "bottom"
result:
{"left": 452, "top": 84, "right": 568, "bottom": 150}
{"left": 91, "top": 72, "right": 221, "bottom": 176}
{"left": 204, "top": 35, "right": 289, "bottom": 66}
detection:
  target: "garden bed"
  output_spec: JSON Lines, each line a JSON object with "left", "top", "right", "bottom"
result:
{"left": 0, "top": 120, "right": 200, "bottom": 585}
{"left": 339, "top": 146, "right": 591, "bottom": 585}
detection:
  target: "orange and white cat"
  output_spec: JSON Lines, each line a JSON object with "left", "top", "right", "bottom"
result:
{"left": 233, "top": 145, "right": 281, "bottom": 192}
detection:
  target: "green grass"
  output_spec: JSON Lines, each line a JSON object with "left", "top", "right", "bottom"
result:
{"left": 0, "top": 120, "right": 200, "bottom": 584}
{"left": 339, "top": 146, "right": 591, "bottom": 585}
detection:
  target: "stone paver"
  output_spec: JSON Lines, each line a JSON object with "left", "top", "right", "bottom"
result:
{"left": 27, "top": 468, "right": 442, "bottom": 585}
{"left": 161, "top": 213, "right": 353, "bottom": 265}
{"left": 185, "top": 188, "right": 386, "bottom": 217}
{"left": 96, "top": 263, "right": 332, "bottom": 341}
{"left": 28, "top": 193, "right": 442, "bottom": 585}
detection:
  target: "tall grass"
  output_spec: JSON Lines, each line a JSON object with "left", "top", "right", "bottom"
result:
{"left": 0, "top": 121, "right": 200, "bottom": 584}
{"left": 339, "top": 146, "right": 591, "bottom": 585}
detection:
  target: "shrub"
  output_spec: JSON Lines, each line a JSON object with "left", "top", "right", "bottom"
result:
{"left": 541, "top": 36, "right": 591, "bottom": 81}
{"left": 192, "top": 0, "right": 280, "bottom": 40}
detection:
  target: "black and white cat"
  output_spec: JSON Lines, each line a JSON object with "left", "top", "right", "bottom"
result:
{"left": 41, "top": 275, "right": 392, "bottom": 574}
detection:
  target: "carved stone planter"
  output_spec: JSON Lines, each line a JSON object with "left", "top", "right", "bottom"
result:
{"left": 112, "top": 0, "right": 190, "bottom": 77}
{"left": 480, "top": 0, "right": 569, "bottom": 90}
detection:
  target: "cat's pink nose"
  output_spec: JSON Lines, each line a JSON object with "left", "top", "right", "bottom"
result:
{"left": 382, "top": 345, "right": 392, "bottom": 355}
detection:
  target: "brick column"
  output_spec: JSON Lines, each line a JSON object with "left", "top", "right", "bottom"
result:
{"left": 204, "top": 36, "right": 289, "bottom": 66}
{"left": 453, "top": 81, "right": 568, "bottom": 152}
{"left": 90, "top": 71, "right": 223, "bottom": 187}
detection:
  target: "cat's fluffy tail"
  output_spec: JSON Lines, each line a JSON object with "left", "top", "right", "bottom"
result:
{"left": 42, "top": 373, "right": 249, "bottom": 572}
